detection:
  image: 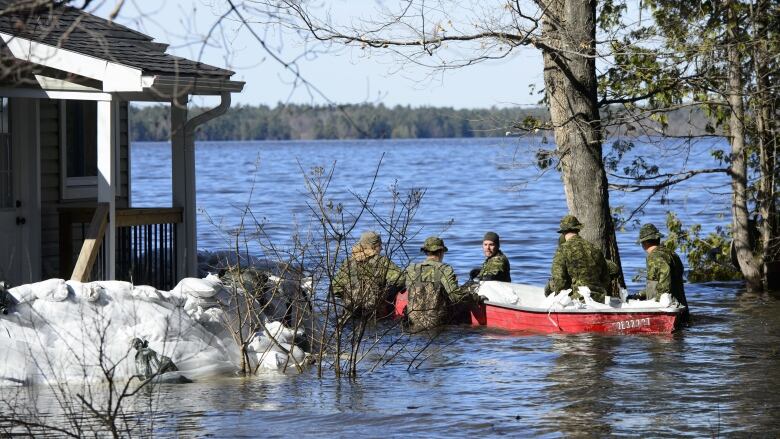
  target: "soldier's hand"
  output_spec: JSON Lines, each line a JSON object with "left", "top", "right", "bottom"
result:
{"left": 469, "top": 268, "right": 481, "bottom": 280}
{"left": 478, "top": 295, "right": 489, "bottom": 304}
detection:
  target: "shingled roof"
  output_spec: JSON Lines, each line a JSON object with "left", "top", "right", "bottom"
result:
{"left": 0, "top": 1, "right": 235, "bottom": 79}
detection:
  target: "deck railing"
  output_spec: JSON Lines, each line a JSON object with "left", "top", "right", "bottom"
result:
{"left": 59, "top": 207, "right": 182, "bottom": 290}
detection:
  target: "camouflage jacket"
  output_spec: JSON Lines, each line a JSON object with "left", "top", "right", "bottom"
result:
{"left": 478, "top": 250, "right": 511, "bottom": 282}
{"left": 405, "top": 259, "right": 469, "bottom": 330}
{"left": 405, "top": 259, "right": 471, "bottom": 302}
{"left": 548, "top": 235, "right": 610, "bottom": 301}
{"left": 332, "top": 254, "right": 404, "bottom": 313}
{"left": 642, "top": 246, "right": 688, "bottom": 306}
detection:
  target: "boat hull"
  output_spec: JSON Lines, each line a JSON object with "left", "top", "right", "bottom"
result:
{"left": 394, "top": 291, "right": 683, "bottom": 334}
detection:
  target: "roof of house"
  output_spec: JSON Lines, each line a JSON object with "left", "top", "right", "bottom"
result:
{"left": 0, "top": 1, "right": 235, "bottom": 79}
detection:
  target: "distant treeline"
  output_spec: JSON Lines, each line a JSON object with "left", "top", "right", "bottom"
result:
{"left": 129, "top": 103, "right": 714, "bottom": 142}
{"left": 129, "top": 104, "right": 548, "bottom": 141}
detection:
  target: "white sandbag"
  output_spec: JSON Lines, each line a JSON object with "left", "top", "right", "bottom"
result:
{"left": 197, "top": 307, "right": 226, "bottom": 325}
{"left": 256, "top": 350, "right": 289, "bottom": 370}
{"left": 263, "top": 320, "right": 303, "bottom": 344}
{"left": 579, "top": 286, "right": 611, "bottom": 310}
{"left": 158, "top": 289, "right": 187, "bottom": 306}
{"left": 478, "top": 282, "right": 549, "bottom": 307}
{"left": 246, "top": 332, "right": 273, "bottom": 355}
{"left": 477, "top": 281, "right": 520, "bottom": 305}
{"left": 66, "top": 281, "right": 103, "bottom": 302}
{"left": 621, "top": 293, "right": 680, "bottom": 310}
{"left": 8, "top": 283, "right": 38, "bottom": 304}
{"left": 95, "top": 281, "right": 134, "bottom": 298}
{"left": 251, "top": 343, "right": 306, "bottom": 371}
{"left": 543, "top": 289, "right": 579, "bottom": 310}
{"left": 34, "top": 279, "right": 69, "bottom": 302}
{"left": 132, "top": 285, "right": 163, "bottom": 302}
{"left": 172, "top": 277, "right": 222, "bottom": 298}
{"left": 183, "top": 295, "right": 220, "bottom": 314}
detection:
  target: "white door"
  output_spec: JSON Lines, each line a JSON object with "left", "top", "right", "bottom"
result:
{"left": 0, "top": 98, "right": 38, "bottom": 287}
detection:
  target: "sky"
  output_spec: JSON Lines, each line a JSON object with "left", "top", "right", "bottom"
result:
{"left": 91, "top": 0, "right": 545, "bottom": 109}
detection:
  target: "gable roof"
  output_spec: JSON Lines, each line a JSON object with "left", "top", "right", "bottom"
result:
{"left": 0, "top": 1, "right": 235, "bottom": 79}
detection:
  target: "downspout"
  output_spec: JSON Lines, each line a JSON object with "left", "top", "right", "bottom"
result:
{"left": 185, "top": 91, "right": 231, "bottom": 134}
{"left": 180, "top": 91, "right": 231, "bottom": 277}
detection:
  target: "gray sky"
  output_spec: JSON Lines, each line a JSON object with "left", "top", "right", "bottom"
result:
{"left": 93, "top": 1, "right": 544, "bottom": 109}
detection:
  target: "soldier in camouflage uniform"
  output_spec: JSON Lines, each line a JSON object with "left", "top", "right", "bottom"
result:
{"left": 405, "top": 236, "right": 475, "bottom": 331}
{"left": 545, "top": 215, "right": 611, "bottom": 303}
{"left": 636, "top": 223, "right": 688, "bottom": 308}
{"left": 470, "top": 231, "right": 512, "bottom": 282}
{"left": 332, "top": 231, "right": 405, "bottom": 317}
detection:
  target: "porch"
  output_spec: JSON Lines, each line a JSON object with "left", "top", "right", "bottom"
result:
{"left": 0, "top": 4, "right": 244, "bottom": 288}
{"left": 59, "top": 206, "right": 182, "bottom": 290}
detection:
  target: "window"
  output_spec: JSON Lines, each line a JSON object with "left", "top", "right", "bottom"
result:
{"left": 61, "top": 100, "right": 98, "bottom": 199}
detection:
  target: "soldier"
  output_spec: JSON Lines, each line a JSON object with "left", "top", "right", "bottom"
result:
{"left": 545, "top": 215, "right": 611, "bottom": 303}
{"left": 405, "top": 236, "right": 475, "bottom": 330}
{"left": 636, "top": 223, "right": 688, "bottom": 308}
{"left": 469, "top": 231, "right": 512, "bottom": 282}
{"left": 332, "top": 231, "right": 405, "bottom": 317}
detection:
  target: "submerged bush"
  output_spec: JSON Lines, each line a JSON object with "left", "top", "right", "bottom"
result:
{"left": 664, "top": 212, "right": 742, "bottom": 282}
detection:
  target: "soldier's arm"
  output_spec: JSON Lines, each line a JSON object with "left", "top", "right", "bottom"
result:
{"left": 650, "top": 253, "right": 673, "bottom": 298}
{"left": 549, "top": 248, "right": 568, "bottom": 293}
{"left": 440, "top": 265, "right": 461, "bottom": 301}
{"left": 331, "top": 262, "right": 350, "bottom": 298}
{"left": 384, "top": 258, "right": 406, "bottom": 292}
{"left": 600, "top": 257, "right": 612, "bottom": 293}
{"left": 479, "top": 255, "right": 508, "bottom": 281}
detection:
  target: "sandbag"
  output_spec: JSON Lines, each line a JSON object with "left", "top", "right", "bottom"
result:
{"left": 66, "top": 281, "right": 103, "bottom": 303}
{"left": 8, "top": 283, "right": 38, "bottom": 304}
{"left": 132, "top": 285, "right": 163, "bottom": 302}
{"left": 33, "top": 279, "right": 69, "bottom": 302}
{"left": 172, "top": 277, "right": 223, "bottom": 298}
{"left": 8, "top": 278, "right": 68, "bottom": 304}
{"left": 95, "top": 281, "right": 134, "bottom": 298}
{"left": 263, "top": 320, "right": 303, "bottom": 344}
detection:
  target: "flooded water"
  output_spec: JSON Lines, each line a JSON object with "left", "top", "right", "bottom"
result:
{"left": 19, "top": 138, "right": 780, "bottom": 436}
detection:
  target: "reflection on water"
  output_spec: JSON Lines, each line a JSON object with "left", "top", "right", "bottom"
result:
{"left": 8, "top": 138, "right": 776, "bottom": 436}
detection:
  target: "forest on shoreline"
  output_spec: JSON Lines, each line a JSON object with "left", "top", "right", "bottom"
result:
{"left": 129, "top": 103, "right": 712, "bottom": 142}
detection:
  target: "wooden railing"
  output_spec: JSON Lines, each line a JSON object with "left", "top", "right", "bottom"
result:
{"left": 59, "top": 207, "right": 182, "bottom": 290}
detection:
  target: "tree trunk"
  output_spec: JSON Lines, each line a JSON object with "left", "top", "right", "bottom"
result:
{"left": 751, "top": 0, "right": 778, "bottom": 290}
{"left": 540, "top": 0, "right": 624, "bottom": 287}
{"left": 728, "top": 5, "right": 763, "bottom": 292}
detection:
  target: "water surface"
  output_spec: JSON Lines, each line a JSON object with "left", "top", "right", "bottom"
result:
{"left": 51, "top": 138, "right": 777, "bottom": 436}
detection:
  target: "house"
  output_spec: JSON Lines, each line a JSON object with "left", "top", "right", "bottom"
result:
{"left": 0, "top": 1, "right": 244, "bottom": 289}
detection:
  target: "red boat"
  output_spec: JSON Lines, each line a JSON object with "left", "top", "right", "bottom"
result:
{"left": 394, "top": 287, "right": 686, "bottom": 334}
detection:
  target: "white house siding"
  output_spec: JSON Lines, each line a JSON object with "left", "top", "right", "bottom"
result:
{"left": 39, "top": 99, "right": 130, "bottom": 279}
{"left": 39, "top": 99, "right": 61, "bottom": 279}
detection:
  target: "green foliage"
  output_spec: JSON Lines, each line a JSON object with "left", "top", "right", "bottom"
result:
{"left": 664, "top": 211, "right": 742, "bottom": 282}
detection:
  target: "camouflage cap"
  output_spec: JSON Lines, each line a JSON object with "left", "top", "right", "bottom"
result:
{"left": 420, "top": 236, "right": 448, "bottom": 253}
{"left": 638, "top": 223, "right": 663, "bottom": 243}
{"left": 358, "top": 231, "right": 381, "bottom": 247}
{"left": 557, "top": 215, "right": 583, "bottom": 233}
{"left": 483, "top": 231, "right": 500, "bottom": 247}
